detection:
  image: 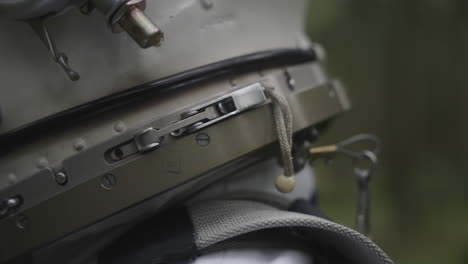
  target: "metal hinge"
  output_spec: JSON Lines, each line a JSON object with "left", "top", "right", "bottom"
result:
{"left": 106, "top": 83, "right": 268, "bottom": 162}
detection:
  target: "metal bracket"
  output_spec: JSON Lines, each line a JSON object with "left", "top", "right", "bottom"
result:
{"left": 107, "top": 83, "right": 268, "bottom": 162}
{"left": 0, "top": 69, "right": 349, "bottom": 261}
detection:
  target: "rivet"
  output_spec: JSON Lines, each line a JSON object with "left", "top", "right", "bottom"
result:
{"left": 36, "top": 157, "right": 49, "bottom": 169}
{"left": 73, "top": 138, "right": 86, "bottom": 151}
{"left": 196, "top": 133, "right": 210, "bottom": 147}
{"left": 229, "top": 78, "right": 238, "bottom": 87}
{"left": 200, "top": 0, "right": 213, "bottom": 10}
{"left": 101, "top": 174, "right": 117, "bottom": 189}
{"left": 7, "top": 173, "right": 17, "bottom": 185}
{"left": 113, "top": 121, "right": 127, "bottom": 133}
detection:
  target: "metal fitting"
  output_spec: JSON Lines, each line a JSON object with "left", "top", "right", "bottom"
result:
{"left": 93, "top": 0, "right": 163, "bottom": 48}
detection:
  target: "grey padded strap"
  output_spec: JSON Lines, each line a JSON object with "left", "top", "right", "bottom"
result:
{"left": 188, "top": 200, "right": 393, "bottom": 264}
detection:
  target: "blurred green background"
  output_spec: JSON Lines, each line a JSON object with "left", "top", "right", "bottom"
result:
{"left": 306, "top": 1, "right": 468, "bottom": 263}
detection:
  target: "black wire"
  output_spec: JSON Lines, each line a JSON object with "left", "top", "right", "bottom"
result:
{"left": 0, "top": 48, "right": 317, "bottom": 151}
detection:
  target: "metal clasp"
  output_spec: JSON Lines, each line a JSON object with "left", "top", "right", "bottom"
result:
{"left": 106, "top": 83, "right": 268, "bottom": 162}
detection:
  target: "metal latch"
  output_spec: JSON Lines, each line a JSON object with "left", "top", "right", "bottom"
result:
{"left": 106, "top": 83, "right": 267, "bottom": 162}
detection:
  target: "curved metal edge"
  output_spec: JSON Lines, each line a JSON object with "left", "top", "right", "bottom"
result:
{"left": 0, "top": 48, "right": 316, "bottom": 153}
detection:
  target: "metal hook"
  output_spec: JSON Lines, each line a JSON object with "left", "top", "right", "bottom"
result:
{"left": 352, "top": 150, "right": 378, "bottom": 181}
{"left": 29, "top": 19, "right": 80, "bottom": 81}
{"left": 309, "top": 134, "right": 381, "bottom": 237}
{"left": 309, "top": 134, "right": 380, "bottom": 162}
{"left": 353, "top": 150, "right": 377, "bottom": 237}
{"left": 337, "top": 134, "right": 381, "bottom": 160}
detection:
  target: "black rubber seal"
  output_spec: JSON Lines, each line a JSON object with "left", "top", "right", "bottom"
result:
{"left": 0, "top": 48, "right": 316, "bottom": 151}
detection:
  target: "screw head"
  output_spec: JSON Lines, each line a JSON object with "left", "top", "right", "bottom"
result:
{"left": 55, "top": 172, "right": 68, "bottom": 186}
{"left": 101, "top": 174, "right": 117, "bottom": 189}
{"left": 196, "top": 133, "right": 210, "bottom": 147}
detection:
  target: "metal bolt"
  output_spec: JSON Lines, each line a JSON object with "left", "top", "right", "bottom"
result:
{"left": 15, "top": 214, "right": 28, "bottom": 229}
{"left": 55, "top": 172, "right": 68, "bottom": 186}
{"left": 101, "top": 174, "right": 117, "bottom": 189}
{"left": 119, "top": 1, "right": 164, "bottom": 48}
{"left": 196, "top": 133, "right": 210, "bottom": 147}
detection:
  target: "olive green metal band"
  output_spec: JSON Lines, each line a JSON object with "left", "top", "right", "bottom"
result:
{"left": 0, "top": 81, "right": 347, "bottom": 262}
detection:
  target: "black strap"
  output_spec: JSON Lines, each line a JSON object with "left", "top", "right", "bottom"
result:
{"left": 99, "top": 207, "right": 197, "bottom": 264}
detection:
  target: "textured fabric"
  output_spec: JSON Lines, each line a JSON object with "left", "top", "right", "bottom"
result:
{"left": 189, "top": 200, "right": 393, "bottom": 264}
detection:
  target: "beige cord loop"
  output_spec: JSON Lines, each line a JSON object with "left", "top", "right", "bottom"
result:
{"left": 264, "top": 85, "right": 296, "bottom": 193}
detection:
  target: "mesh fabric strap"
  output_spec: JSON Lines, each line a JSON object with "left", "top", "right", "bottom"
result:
{"left": 189, "top": 200, "right": 393, "bottom": 264}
